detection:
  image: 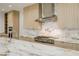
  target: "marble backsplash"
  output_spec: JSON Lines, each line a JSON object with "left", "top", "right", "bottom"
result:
{"left": 21, "top": 29, "right": 40, "bottom": 37}
{"left": 63, "top": 29, "right": 79, "bottom": 40}
{"left": 38, "top": 19, "right": 79, "bottom": 40}
{"left": 22, "top": 18, "right": 79, "bottom": 40}
{"left": 39, "top": 20, "right": 64, "bottom": 38}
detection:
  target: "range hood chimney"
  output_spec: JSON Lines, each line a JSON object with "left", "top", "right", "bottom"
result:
{"left": 35, "top": 3, "right": 56, "bottom": 23}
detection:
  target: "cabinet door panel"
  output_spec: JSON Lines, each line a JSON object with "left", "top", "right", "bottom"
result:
{"left": 42, "top": 3, "right": 54, "bottom": 18}
{"left": 55, "top": 4, "right": 79, "bottom": 29}
{"left": 24, "top": 4, "right": 41, "bottom": 29}
{"left": 7, "top": 11, "right": 19, "bottom": 38}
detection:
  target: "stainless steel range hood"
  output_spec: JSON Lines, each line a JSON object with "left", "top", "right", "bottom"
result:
{"left": 35, "top": 3, "right": 56, "bottom": 23}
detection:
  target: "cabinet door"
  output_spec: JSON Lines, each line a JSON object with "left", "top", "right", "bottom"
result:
{"left": 24, "top": 4, "right": 41, "bottom": 30}
{"left": 13, "top": 11, "right": 19, "bottom": 38}
{"left": 7, "top": 11, "right": 19, "bottom": 38}
{"left": 55, "top": 4, "right": 79, "bottom": 29}
{"left": 7, "top": 12, "right": 13, "bottom": 27}
{"left": 42, "top": 3, "right": 54, "bottom": 18}
{"left": 4, "top": 13, "right": 8, "bottom": 34}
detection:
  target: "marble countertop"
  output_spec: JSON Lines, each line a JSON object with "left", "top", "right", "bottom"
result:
{"left": 54, "top": 37, "right": 79, "bottom": 44}
{"left": 0, "top": 37, "right": 79, "bottom": 56}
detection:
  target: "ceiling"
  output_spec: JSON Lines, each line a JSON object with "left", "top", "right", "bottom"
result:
{"left": 0, "top": 3, "right": 34, "bottom": 13}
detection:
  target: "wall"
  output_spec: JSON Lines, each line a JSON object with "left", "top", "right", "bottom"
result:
{"left": 0, "top": 12, "right": 4, "bottom": 33}
{"left": 55, "top": 3, "right": 79, "bottom": 29}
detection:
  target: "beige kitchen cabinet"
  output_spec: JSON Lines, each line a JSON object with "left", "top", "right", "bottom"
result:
{"left": 7, "top": 10, "right": 19, "bottom": 38}
{"left": 24, "top": 4, "right": 41, "bottom": 30}
{"left": 24, "top": 3, "right": 54, "bottom": 30}
{"left": 55, "top": 4, "right": 79, "bottom": 29}
{"left": 42, "top": 3, "right": 54, "bottom": 18}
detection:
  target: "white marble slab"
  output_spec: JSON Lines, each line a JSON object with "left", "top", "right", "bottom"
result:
{"left": 0, "top": 37, "right": 79, "bottom": 56}
{"left": 54, "top": 37, "right": 79, "bottom": 44}
{"left": 38, "top": 19, "right": 79, "bottom": 44}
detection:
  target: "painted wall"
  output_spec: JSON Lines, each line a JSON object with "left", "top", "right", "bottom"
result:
{"left": 0, "top": 12, "right": 4, "bottom": 33}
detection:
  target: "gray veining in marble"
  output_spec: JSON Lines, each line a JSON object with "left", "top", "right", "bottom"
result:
{"left": 0, "top": 37, "right": 79, "bottom": 56}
